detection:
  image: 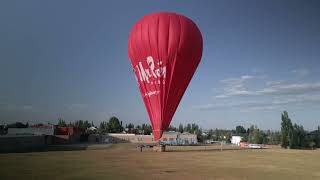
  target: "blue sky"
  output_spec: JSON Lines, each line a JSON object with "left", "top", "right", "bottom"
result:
{"left": 1, "top": 0, "right": 320, "bottom": 130}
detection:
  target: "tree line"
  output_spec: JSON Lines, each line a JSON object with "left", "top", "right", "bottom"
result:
{"left": 280, "top": 111, "right": 320, "bottom": 149}
{"left": 2, "top": 111, "right": 320, "bottom": 149}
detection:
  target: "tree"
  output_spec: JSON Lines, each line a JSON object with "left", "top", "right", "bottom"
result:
{"left": 167, "top": 125, "right": 177, "bottom": 132}
{"left": 289, "top": 124, "right": 306, "bottom": 149}
{"left": 309, "top": 141, "right": 316, "bottom": 150}
{"left": 107, "top": 116, "right": 123, "bottom": 133}
{"left": 317, "top": 127, "right": 320, "bottom": 148}
{"left": 191, "top": 123, "right": 199, "bottom": 133}
{"left": 225, "top": 132, "right": 232, "bottom": 143}
{"left": 207, "top": 129, "right": 214, "bottom": 140}
{"left": 196, "top": 129, "right": 204, "bottom": 143}
{"left": 74, "top": 120, "right": 91, "bottom": 129}
{"left": 281, "top": 111, "right": 292, "bottom": 148}
{"left": 247, "top": 125, "right": 265, "bottom": 144}
{"left": 99, "top": 121, "right": 108, "bottom": 134}
{"left": 235, "top": 125, "right": 246, "bottom": 135}
{"left": 178, "top": 124, "right": 184, "bottom": 133}
{"left": 142, "top": 124, "right": 152, "bottom": 135}
{"left": 58, "top": 118, "right": 66, "bottom": 127}
{"left": 280, "top": 111, "right": 313, "bottom": 149}
{"left": 269, "top": 131, "right": 281, "bottom": 145}
{"left": 185, "top": 124, "right": 192, "bottom": 133}
{"left": 126, "top": 123, "right": 135, "bottom": 133}
{"left": 136, "top": 125, "right": 142, "bottom": 134}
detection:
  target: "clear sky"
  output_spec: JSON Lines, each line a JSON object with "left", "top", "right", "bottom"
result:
{"left": 1, "top": 0, "right": 320, "bottom": 130}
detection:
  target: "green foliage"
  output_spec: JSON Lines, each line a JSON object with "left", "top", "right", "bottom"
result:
{"left": 309, "top": 141, "right": 316, "bottom": 150}
{"left": 99, "top": 121, "right": 108, "bottom": 134}
{"left": 206, "top": 129, "right": 214, "bottom": 140}
{"left": 98, "top": 116, "right": 123, "bottom": 134}
{"left": 280, "top": 111, "right": 319, "bottom": 149}
{"left": 235, "top": 126, "right": 246, "bottom": 135}
{"left": 196, "top": 129, "right": 204, "bottom": 142}
{"left": 289, "top": 124, "right": 306, "bottom": 149}
{"left": 51, "top": 112, "right": 320, "bottom": 149}
{"left": 183, "top": 123, "right": 199, "bottom": 134}
{"left": 125, "top": 123, "right": 135, "bottom": 133}
{"left": 281, "top": 111, "right": 292, "bottom": 148}
{"left": 74, "top": 120, "right": 91, "bottom": 129}
{"left": 268, "top": 131, "right": 282, "bottom": 145}
{"left": 178, "top": 124, "right": 184, "bottom": 133}
{"left": 140, "top": 123, "right": 152, "bottom": 135}
{"left": 107, "top": 116, "right": 123, "bottom": 133}
{"left": 225, "top": 132, "right": 232, "bottom": 143}
{"left": 58, "top": 118, "right": 67, "bottom": 127}
{"left": 247, "top": 125, "right": 264, "bottom": 144}
{"left": 185, "top": 124, "right": 192, "bottom": 133}
{"left": 167, "top": 125, "right": 177, "bottom": 132}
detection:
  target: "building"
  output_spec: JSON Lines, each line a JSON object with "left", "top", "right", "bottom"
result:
{"left": 160, "top": 132, "right": 198, "bottom": 145}
{"left": 231, "top": 136, "right": 242, "bottom": 146}
{"left": 178, "top": 132, "right": 198, "bottom": 145}
{"left": 53, "top": 126, "right": 83, "bottom": 144}
{"left": 88, "top": 132, "right": 198, "bottom": 145}
{"left": 161, "top": 131, "right": 178, "bottom": 145}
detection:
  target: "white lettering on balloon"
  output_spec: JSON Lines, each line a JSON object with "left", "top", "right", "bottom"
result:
{"left": 144, "top": 90, "right": 160, "bottom": 97}
{"left": 135, "top": 56, "right": 166, "bottom": 84}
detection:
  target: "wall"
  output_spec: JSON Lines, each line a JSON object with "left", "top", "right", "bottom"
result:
{"left": 88, "top": 133, "right": 198, "bottom": 145}
{"left": 7, "top": 127, "right": 54, "bottom": 136}
{"left": 0, "top": 135, "right": 46, "bottom": 153}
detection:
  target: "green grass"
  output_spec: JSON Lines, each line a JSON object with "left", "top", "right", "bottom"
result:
{"left": 1, "top": 143, "right": 320, "bottom": 180}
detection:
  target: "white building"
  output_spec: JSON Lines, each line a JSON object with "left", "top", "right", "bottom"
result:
{"left": 231, "top": 136, "right": 242, "bottom": 146}
{"left": 88, "top": 132, "right": 198, "bottom": 145}
{"left": 177, "top": 132, "right": 198, "bottom": 145}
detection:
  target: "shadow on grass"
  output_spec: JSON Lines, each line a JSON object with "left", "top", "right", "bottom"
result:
{"left": 0, "top": 143, "right": 113, "bottom": 154}
{"left": 165, "top": 147, "right": 265, "bottom": 153}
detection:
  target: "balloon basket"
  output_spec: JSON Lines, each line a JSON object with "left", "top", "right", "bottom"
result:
{"left": 153, "top": 144, "right": 166, "bottom": 152}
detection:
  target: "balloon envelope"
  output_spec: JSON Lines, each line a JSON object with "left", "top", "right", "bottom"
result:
{"left": 128, "top": 12, "right": 203, "bottom": 140}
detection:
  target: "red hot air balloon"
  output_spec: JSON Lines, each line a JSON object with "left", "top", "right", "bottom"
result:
{"left": 128, "top": 12, "right": 203, "bottom": 140}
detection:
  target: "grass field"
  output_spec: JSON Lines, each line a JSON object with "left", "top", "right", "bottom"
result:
{"left": 1, "top": 143, "right": 320, "bottom": 180}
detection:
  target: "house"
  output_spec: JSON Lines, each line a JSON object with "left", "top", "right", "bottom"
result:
{"left": 179, "top": 132, "right": 198, "bottom": 145}
{"left": 161, "top": 131, "right": 179, "bottom": 145}
{"left": 231, "top": 136, "right": 242, "bottom": 146}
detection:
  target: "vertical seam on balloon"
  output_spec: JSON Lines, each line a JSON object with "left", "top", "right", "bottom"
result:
{"left": 140, "top": 21, "right": 156, "bottom": 130}
{"left": 163, "top": 15, "right": 181, "bottom": 130}
{"left": 170, "top": 21, "right": 202, "bottom": 129}
{"left": 140, "top": 23, "right": 154, "bottom": 129}
{"left": 134, "top": 22, "right": 154, "bottom": 131}
{"left": 153, "top": 17, "right": 161, "bottom": 133}
{"left": 163, "top": 14, "right": 171, "bottom": 131}
{"left": 130, "top": 25, "right": 152, "bottom": 128}
{"left": 149, "top": 17, "right": 161, "bottom": 133}
{"left": 167, "top": 15, "right": 171, "bottom": 57}
{"left": 156, "top": 16, "right": 163, "bottom": 132}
